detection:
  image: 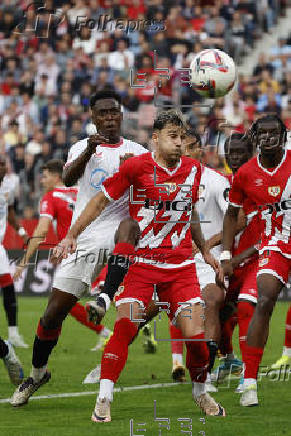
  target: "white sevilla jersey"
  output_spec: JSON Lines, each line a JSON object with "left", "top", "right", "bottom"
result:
{"left": 102, "top": 152, "right": 202, "bottom": 268}
{"left": 230, "top": 149, "right": 291, "bottom": 258}
{"left": 65, "top": 137, "right": 147, "bottom": 243}
{"left": 196, "top": 166, "right": 230, "bottom": 258}
{"left": 0, "top": 175, "right": 16, "bottom": 243}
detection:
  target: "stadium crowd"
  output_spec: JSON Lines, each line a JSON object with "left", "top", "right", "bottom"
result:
{"left": 0, "top": 0, "right": 290, "bottom": 215}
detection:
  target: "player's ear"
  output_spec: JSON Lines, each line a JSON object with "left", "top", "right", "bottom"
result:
{"left": 152, "top": 132, "right": 158, "bottom": 143}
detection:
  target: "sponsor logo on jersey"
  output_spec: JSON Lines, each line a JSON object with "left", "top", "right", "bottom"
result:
{"left": 268, "top": 186, "right": 281, "bottom": 197}
{"left": 94, "top": 152, "right": 103, "bottom": 158}
{"left": 90, "top": 168, "right": 109, "bottom": 189}
{"left": 255, "top": 178, "right": 263, "bottom": 186}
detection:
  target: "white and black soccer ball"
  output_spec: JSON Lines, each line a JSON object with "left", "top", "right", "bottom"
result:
{"left": 190, "top": 49, "right": 236, "bottom": 98}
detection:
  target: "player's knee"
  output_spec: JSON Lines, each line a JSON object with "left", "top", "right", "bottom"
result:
{"left": 203, "top": 285, "right": 224, "bottom": 309}
{"left": 114, "top": 218, "right": 140, "bottom": 245}
{"left": 42, "top": 303, "right": 69, "bottom": 328}
{"left": 256, "top": 295, "right": 275, "bottom": 317}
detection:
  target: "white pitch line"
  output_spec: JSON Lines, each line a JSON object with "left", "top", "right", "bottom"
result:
{"left": 0, "top": 381, "right": 190, "bottom": 404}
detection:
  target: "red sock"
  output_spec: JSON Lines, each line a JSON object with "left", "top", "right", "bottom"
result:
{"left": 169, "top": 321, "right": 184, "bottom": 355}
{"left": 238, "top": 301, "right": 263, "bottom": 379}
{"left": 185, "top": 333, "right": 209, "bottom": 383}
{"left": 70, "top": 303, "right": 104, "bottom": 334}
{"left": 101, "top": 317, "right": 138, "bottom": 383}
{"left": 113, "top": 242, "right": 135, "bottom": 256}
{"left": 284, "top": 305, "right": 291, "bottom": 348}
{"left": 220, "top": 314, "right": 237, "bottom": 355}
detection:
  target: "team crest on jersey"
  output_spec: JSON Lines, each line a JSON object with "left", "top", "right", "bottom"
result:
{"left": 163, "top": 182, "right": 177, "bottom": 194}
{"left": 268, "top": 186, "right": 281, "bottom": 197}
{"left": 259, "top": 257, "right": 269, "bottom": 267}
{"left": 114, "top": 285, "right": 125, "bottom": 299}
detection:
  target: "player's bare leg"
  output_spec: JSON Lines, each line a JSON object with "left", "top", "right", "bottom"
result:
{"left": 240, "top": 274, "right": 283, "bottom": 407}
{"left": 202, "top": 284, "right": 225, "bottom": 374}
{"left": 91, "top": 301, "right": 141, "bottom": 422}
{"left": 86, "top": 218, "right": 140, "bottom": 324}
{"left": 175, "top": 303, "right": 226, "bottom": 416}
{"left": 11, "top": 288, "right": 77, "bottom": 406}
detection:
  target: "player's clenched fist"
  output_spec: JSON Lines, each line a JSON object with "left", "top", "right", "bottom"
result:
{"left": 51, "top": 236, "right": 77, "bottom": 264}
{"left": 86, "top": 134, "right": 109, "bottom": 155}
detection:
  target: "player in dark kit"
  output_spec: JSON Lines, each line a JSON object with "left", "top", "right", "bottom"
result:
{"left": 53, "top": 110, "right": 226, "bottom": 421}
{"left": 222, "top": 115, "right": 291, "bottom": 406}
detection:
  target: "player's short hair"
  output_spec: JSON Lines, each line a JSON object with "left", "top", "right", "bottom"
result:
{"left": 42, "top": 159, "right": 64, "bottom": 177}
{"left": 90, "top": 89, "right": 122, "bottom": 109}
{"left": 153, "top": 110, "right": 184, "bottom": 131}
{"left": 249, "top": 114, "right": 287, "bottom": 149}
{"left": 224, "top": 132, "right": 253, "bottom": 155}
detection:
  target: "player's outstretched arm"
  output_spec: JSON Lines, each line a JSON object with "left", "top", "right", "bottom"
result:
{"left": 222, "top": 204, "right": 240, "bottom": 252}
{"left": 52, "top": 191, "right": 110, "bottom": 262}
{"left": 63, "top": 134, "right": 109, "bottom": 186}
{"left": 14, "top": 217, "right": 51, "bottom": 281}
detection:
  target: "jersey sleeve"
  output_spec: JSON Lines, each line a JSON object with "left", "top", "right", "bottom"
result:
{"left": 101, "top": 157, "right": 136, "bottom": 201}
{"left": 229, "top": 170, "right": 244, "bottom": 207}
{"left": 39, "top": 192, "right": 55, "bottom": 220}
{"left": 191, "top": 161, "right": 202, "bottom": 203}
{"left": 64, "top": 140, "right": 88, "bottom": 167}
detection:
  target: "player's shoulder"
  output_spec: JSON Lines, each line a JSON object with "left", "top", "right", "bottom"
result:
{"left": 68, "top": 138, "right": 88, "bottom": 154}
{"left": 236, "top": 156, "right": 257, "bottom": 177}
{"left": 122, "top": 138, "right": 148, "bottom": 155}
{"left": 181, "top": 156, "right": 201, "bottom": 170}
{"left": 202, "top": 166, "right": 230, "bottom": 184}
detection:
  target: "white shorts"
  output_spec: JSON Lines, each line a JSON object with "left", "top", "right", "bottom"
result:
{"left": 194, "top": 252, "right": 216, "bottom": 290}
{"left": 0, "top": 244, "right": 11, "bottom": 276}
{"left": 53, "top": 233, "right": 115, "bottom": 298}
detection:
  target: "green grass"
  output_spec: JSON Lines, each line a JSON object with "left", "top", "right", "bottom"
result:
{"left": 0, "top": 298, "right": 290, "bottom": 436}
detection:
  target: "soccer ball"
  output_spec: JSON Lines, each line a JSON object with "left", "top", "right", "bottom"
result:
{"left": 190, "top": 49, "right": 236, "bottom": 98}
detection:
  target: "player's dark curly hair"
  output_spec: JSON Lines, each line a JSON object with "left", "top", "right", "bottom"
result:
{"left": 90, "top": 89, "right": 122, "bottom": 109}
{"left": 249, "top": 114, "right": 287, "bottom": 144}
{"left": 224, "top": 132, "right": 253, "bottom": 156}
{"left": 153, "top": 110, "right": 184, "bottom": 131}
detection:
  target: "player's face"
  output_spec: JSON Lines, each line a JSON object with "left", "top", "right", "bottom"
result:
{"left": 91, "top": 98, "right": 122, "bottom": 140}
{"left": 0, "top": 157, "right": 7, "bottom": 182}
{"left": 256, "top": 121, "right": 282, "bottom": 155}
{"left": 225, "top": 139, "right": 250, "bottom": 173}
{"left": 154, "top": 124, "right": 183, "bottom": 164}
{"left": 41, "top": 170, "right": 58, "bottom": 192}
{"left": 183, "top": 135, "right": 202, "bottom": 160}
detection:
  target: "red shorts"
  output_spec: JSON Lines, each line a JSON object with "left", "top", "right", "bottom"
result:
{"left": 257, "top": 250, "right": 291, "bottom": 285}
{"left": 0, "top": 273, "right": 13, "bottom": 288}
{"left": 114, "top": 263, "right": 202, "bottom": 322}
{"left": 227, "top": 259, "right": 258, "bottom": 305}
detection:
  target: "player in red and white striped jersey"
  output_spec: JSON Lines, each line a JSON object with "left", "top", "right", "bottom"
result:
{"left": 53, "top": 110, "right": 226, "bottom": 421}
{"left": 223, "top": 115, "right": 291, "bottom": 407}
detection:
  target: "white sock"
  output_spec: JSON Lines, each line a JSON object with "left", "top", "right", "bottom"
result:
{"left": 172, "top": 353, "right": 183, "bottom": 366}
{"left": 282, "top": 346, "right": 291, "bottom": 357}
{"left": 99, "top": 293, "right": 111, "bottom": 312}
{"left": 30, "top": 365, "right": 47, "bottom": 383}
{"left": 192, "top": 381, "right": 206, "bottom": 398}
{"left": 100, "top": 327, "right": 111, "bottom": 338}
{"left": 206, "top": 372, "right": 212, "bottom": 383}
{"left": 98, "top": 379, "right": 114, "bottom": 402}
{"left": 8, "top": 326, "right": 19, "bottom": 336}
{"left": 244, "top": 378, "right": 257, "bottom": 388}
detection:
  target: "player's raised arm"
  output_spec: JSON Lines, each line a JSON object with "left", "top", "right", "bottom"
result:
{"left": 52, "top": 191, "right": 110, "bottom": 261}
{"left": 63, "top": 133, "right": 109, "bottom": 186}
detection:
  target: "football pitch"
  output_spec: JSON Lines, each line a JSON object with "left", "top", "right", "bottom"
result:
{"left": 0, "top": 297, "right": 290, "bottom": 436}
